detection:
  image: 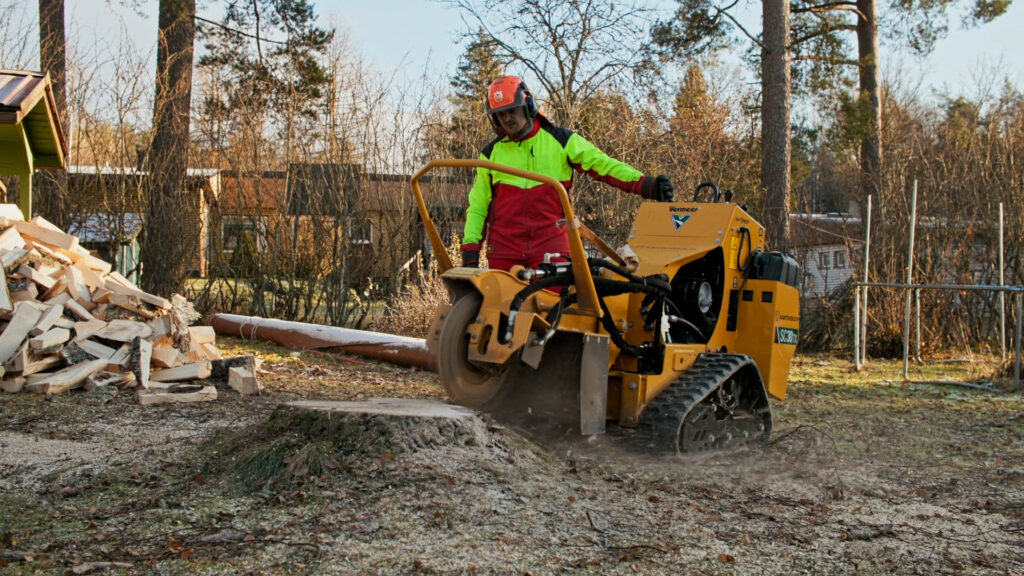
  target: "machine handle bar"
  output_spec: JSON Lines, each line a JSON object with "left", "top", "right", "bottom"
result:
{"left": 410, "top": 159, "right": 602, "bottom": 318}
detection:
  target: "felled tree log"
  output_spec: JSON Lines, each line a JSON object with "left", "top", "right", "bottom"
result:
{"left": 209, "top": 314, "right": 434, "bottom": 370}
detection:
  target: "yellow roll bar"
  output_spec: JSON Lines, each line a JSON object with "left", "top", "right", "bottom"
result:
{"left": 410, "top": 159, "right": 602, "bottom": 318}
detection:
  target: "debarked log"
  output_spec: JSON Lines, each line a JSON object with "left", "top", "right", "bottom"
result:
{"left": 209, "top": 313, "right": 435, "bottom": 370}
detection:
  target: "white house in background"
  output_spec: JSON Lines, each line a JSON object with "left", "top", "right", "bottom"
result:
{"left": 789, "top": 213, "right": 863, "bottom": 301}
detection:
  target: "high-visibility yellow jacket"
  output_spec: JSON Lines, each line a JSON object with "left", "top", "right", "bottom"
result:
{"left": 462, "top": 116, "right": 655, "bottom": 263}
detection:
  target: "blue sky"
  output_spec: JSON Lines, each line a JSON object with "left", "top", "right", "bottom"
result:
{"left": 42, "top": 0, "right": 1024, "bottom": 103}
{"left": 339, "top": 0, "right": 1023, "bottom": 94}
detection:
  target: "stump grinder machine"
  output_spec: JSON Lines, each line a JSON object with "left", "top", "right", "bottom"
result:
{"left": 411, "top": 160, "right": 800, "bottom": 453}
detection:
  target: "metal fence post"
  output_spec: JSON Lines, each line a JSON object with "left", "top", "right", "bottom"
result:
{"left": 854, "top": 286, "right": 862, "bottom": 370}
{"left": 1000, "top": 203, "right": 1006, "bottom": 362}
{"left": 903, "top": 182, "right": 917, "bottom": 380}
{"left": 1016, "top": 291, "right": 1022, "bottom": 392}
{"left": 861, "top": 195, "right": 872, "bottom": 366}
{"left": 915, "top": 288, "right": 921, "bottom": 362}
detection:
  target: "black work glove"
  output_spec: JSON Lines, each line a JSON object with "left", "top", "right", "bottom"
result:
{"left": 641, "top": 175, "right": 675, "bottom": 202}
{"left": 461, "top": 248, "right": 480, "bottom": 268}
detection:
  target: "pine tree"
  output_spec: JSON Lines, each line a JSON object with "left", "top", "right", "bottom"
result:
{"left": 445, "top": 29, "right": 505, "bottom": 159}
{"left": 197, "top": 0, "right": 334, "bottom": 139}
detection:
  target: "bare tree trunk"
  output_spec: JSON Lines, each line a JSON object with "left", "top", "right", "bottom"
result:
{"left": 145, "top": 0, "right": 195, "bottom": 296}
{"left": 856, "top": 0, "right": 882, "bottom": 216}
{"left": 37, "top": 0, "right": 68, "bottom": 226}
{"left": 761, "top": 0, "right": 792, "bottom": 252}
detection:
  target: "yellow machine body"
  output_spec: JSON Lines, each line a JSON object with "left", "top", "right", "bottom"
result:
{"left": 412, "top": 160, "right": 800, "bottom": 450}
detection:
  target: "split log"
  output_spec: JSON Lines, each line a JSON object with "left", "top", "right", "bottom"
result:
{"left": 0, "top": 225, "right": 25, "bottom": 252}
{"left": 201, "top": 342, "right": 223, "bottom": 360}
{"left": 210, "top": 355, "right": 256, "bottom": 380}
{"left": 0, "top": 303, "right": 43, "bottom": 364}
{"left": 29, "top": 327, "right": 70, "bottom": 351}
{"left": 108, "top": 343, "right": 131, "bottom": 371}
{"left": 77, "top": 253, "right": 112, "bottom": 275}
{"left": 72, "top": 260, "right": 105, "bottom": 289}
{"left": 74, "top": 318, "right": 108, "bottom": 340}
{"left": 0, "top": 203, "right": 25, "bottom": 220}
{"left": 150, "top": 361, "right": 211, "bottom": 382}
{"left": 150, "top": 346, "right": 180, "bottom": 369}
{"left": 148, "top": 315, "right": 172, "bottom": 338}
{"left": 103, "top": 273, "right": 171, "bottom": 310}
{"left": 13, "top": 220, "right": 80, "bottom": 251}
{"left": 30, "top": 303, "right": 65, "bottom": 336}
{"left": 0, "top": 247, "right": 30, "bottom": 270}
{"left": 105, "top": 293, "right": 154, "bottom": 319}
{"left": 10, "top": 283, "right": 38, "bottom": 303}
{"left": 8, "top": 343, "right": 64, "bottom": 375}
{"left": 53, "top": 316, "right": 75, "bottom": 329}
{"left": 61, "top": 340, "right": 99, "bottom": 365}
{"left": 41, "top": 278, "right": 68, "bottom": 301}
{"left": 0, "top": 265, "right": 11, "bottom": 314}
{"left": 24, "top": 358, "right": 108, "bottom": 395}
{"left": 64, "top": 266, "right": 92, "bottom": 306}
{"left": 18, "top": 263, "right": 57, "bottom": 290}
{"left": 83, "top": 370, "right": 130, "bottom": 391}
{"left": 129, "top": 337, "right": 152, "bottom": 389}
{"left": 24, "top": 239, "right": 73, "bottom": 265}
{"left": 74, "top": 338, "right": 118, "bottom": 360}
{"left": 137, "top": 384, "right": 217, "bottom": 405}
{"left": 189, "top": 325, "right": 216, "bottom": 345}
{"left": 65, "top": 299, "right": 96, "bottom": 321}
{"left": 1, "top": 376, "right": 25, "bottom": 393}
{"left": 227, "top": 366, "right": 260, "bottom": 395}
{"left": 94, "top": 319, "right": 152, "bottom": 343}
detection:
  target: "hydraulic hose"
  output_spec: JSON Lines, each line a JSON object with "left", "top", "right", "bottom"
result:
{"left": 505, "top": 271, "right": 572, "bottom": 342}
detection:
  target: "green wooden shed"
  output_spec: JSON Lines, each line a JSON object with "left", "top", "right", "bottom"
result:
{"left": 0, "top": 69, "right": 68, "bottom": 218}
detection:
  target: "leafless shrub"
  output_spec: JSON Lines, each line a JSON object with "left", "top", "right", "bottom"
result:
{"left": 368, "top": 257, "right": 452, "bottom": 339}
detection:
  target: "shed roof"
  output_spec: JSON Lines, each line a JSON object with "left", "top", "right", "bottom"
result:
{"left": 68, "top": 213, "right": 143, "bottom": 244}
{"left": 790, "top": 213, "right": 863, "bottom": 248}
{"left": 0, "top": 69, "right": 67, "bottom": 169}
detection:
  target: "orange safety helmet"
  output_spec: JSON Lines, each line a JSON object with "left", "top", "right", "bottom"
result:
{"left": 486, "top": 76, "right": 539, "bottom": 131}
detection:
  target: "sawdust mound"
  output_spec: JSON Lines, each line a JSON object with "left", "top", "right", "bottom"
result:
{"left": 216, "top": 399, "right": 492, "bottom": 488}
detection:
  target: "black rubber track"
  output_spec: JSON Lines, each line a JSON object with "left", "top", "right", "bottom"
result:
{"left": 636, "top": 353, "right": 772, "bottom": 453}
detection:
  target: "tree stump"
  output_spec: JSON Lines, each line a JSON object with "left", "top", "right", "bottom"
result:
{"left": 225, "top": 398, "right": 490, "bottom": 488}
{"left": 268, "top": 399, "right": 489, "bottom": 456}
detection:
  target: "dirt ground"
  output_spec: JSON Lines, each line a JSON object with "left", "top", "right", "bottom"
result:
{"left": 1, "top": 338, "right": 1022, "bottom": 575}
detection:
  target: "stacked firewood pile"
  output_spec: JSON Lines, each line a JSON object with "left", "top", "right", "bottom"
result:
{"left": 0, "top": 205, "right": 259, "bottom": 404}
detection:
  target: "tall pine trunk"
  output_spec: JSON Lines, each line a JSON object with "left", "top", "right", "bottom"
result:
{"left": 144, "top": 0, "right": 195, "bottom": 295}
{"left": 761, "top": 0, "right": 792, "bottom": 252}
{"left": 856, "top": 0, "right": 882, "bottom": 217}
{"left": 37, "top": 0, "right": 68, "bottom": 226}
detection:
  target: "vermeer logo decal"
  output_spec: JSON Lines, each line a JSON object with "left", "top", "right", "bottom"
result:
{"left": 775, "top": 327, "right": 799, "bottom": 345}
{"left": 671, "top": 214, "right": 691, "bottom": 231}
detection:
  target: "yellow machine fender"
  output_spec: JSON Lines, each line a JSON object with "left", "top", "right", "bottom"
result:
{"left": 429, "top": 269, "right": 611, "bottom": 435}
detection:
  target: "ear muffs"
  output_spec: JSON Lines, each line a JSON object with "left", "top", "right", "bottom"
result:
{"left": 522, "top": 86, "right": 538, "bottom": 118}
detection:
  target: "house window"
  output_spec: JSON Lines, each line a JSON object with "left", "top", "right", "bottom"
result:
{"left": 349, "top": 218, "right": 373, "bottom": 245}
{"left": 833, "top": 250, "right": 847, "bottom": 269}
{"left": 222, "top": 219, "right": 266, "bottom": 255}
{"left": 818, "top": 251, "right": 831, "bottom": 269}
